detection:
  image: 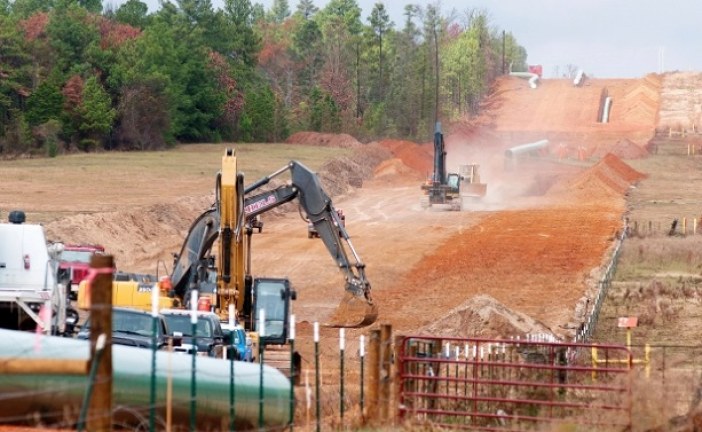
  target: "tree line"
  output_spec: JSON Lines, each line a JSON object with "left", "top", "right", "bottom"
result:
{"left": 0, "top": 0, "right": 527, "bottom": 155}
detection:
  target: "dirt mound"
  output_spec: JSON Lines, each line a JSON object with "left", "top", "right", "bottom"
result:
{"left": 317, "top": 143, "right": 391, "bottom": 196}
{"left": 418, "top": 294, "right": 554, "bottom": 339}
{"left": 45, "top": 195, "right": 213, "bottom": 272}
{"left": 558, "top": 153, "right": 646, "bottom": 198}
{"left": 378, "top": 139, "right": 433, "bottom": 175}
{"left": 592, "top": 138, "right": 649, "bottom": 159}
{"left": 285, "top": 131, "right": 362, "bottom": 148}
{"left": 615, "top": 73, "right": 661, "bottom": 126}
{"left": 373, "top": 158, "right": 423, "bottom": 180}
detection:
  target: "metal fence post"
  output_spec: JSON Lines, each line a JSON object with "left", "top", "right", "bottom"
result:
{"left": 150, "top": 284, "right": 159, "bottom": 431}
{"left": 360, "top": 334, "right": 365, "bottom": 421}
{"left": 189, "top": 290, "right": 198, "bottom": 432}
{"left": 339, "top": 328, "right": 345, "bottom": 427}
{"left": 314, "top": 322, "right": 320, "bottom": 432}
{"left": 259, "top": 309, "right": 266, "bottom": 430}
{"left": 289, "top": 314, "right": 295, "bottom": 430}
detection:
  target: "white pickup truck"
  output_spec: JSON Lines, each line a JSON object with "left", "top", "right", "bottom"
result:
{"left": 0, "top": 210, "right": 76, "bottom": 334}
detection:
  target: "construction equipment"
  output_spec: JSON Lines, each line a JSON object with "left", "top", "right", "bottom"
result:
{"left": 220, "top": 152, "right": 376, "bottom": 330}
{"left": 308, "top": 208, "right": 345, "bottom": 238}
{"left": 421, "top": 123, "right": 487, "bottom": 210}
{"left": 459, "top": 164, "right": 488, "bottom": 198}
{"left": 79, "top": 149, "right": 377, "bottom": 333}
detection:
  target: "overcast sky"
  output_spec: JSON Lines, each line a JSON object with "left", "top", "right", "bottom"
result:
{"left": 107, "top": 0, "right": 702, "bottom": 78}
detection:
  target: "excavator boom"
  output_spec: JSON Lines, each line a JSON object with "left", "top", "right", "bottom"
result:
{"left": 168, "top": 156, "right": 376, "bottom": 328}
{"left": 243, "top": 161, "right": 377, "bottom": 328}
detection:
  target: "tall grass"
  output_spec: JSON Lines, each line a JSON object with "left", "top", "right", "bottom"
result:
{"left": 615, "top": 236, "right": 702, "bottom": 280}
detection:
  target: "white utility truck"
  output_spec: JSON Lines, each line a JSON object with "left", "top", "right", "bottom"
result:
{"left": 0, "top": 210, "right": 74, "bottom": 334}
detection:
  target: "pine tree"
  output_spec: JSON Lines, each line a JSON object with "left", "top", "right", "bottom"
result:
{"left": 79, "top": 75, "right": 116, "bottom": 147}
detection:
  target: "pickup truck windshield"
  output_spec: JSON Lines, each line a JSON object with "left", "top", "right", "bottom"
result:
{"left": 163, "top": 314, "right": 213, "bottom": 337}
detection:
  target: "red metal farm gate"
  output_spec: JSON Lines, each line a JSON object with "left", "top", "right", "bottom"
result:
{"left": 396, "top": 336, "right": 633, "bottom": 431}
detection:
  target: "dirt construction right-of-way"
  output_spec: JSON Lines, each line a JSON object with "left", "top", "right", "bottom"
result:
{"left": 27, "top": 75, "right": 657, "bottom": 364}
{"left": 5, "top": 72, "right": 693, "bottom": 430}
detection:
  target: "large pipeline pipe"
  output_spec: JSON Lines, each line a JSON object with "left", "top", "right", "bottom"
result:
{"left": 510, "top": 71, "right": 539, "bottom": 89}
{"left": 601, "top": 97, "right": 613, "bottom": 123}
{"left": 504, "top": 139, "right": 550, "bottom": 159}
{"left": 0, "top": 329, "right": 290, "bottom": 429}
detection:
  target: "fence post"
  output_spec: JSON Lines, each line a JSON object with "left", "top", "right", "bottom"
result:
{"left": 359, "top": 335, "right": 365, "bottom": 422}
{"left": 380, "top": 324, "right": 393, "bottom": 423}
{"left": 366, "top": 329, "right": 381, "bottom": 425}
{"left": 393, "top": 334, "right": 404, "bottom": 426}
{"left": 339, "top": 328, "right": 345, "bottom": 428}
{"left": 87, "top": 254, "right": 113, "bottom": 432}
{"left": 314, "top": 322, "right": 320, "bottom": 432}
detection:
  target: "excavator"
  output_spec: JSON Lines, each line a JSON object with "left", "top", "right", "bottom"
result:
{"left": 420, "top": 122, "right": 487, "bottom": 210}
{"left": 170, "top": 148, "right": 377, "bottom": 336}
{"left": 78, "top": 149, "right": 377, "bottom": 343}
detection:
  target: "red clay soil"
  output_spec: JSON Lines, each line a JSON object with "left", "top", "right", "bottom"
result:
{"left": 592, "top": 138, "right": 650, "bottom": 159}
{"left": 377, "top": 139, "right": 433, "bottom": 174}
{"left": 474, "top": 75, "right": 661, "bottom": 159}
{"left": 368, "top": 148, "right": 641, "bottom": 337}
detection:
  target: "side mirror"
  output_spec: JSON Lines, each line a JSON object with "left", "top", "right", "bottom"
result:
{"left": 172, "top": 331, "right": 183, "bottom": 347}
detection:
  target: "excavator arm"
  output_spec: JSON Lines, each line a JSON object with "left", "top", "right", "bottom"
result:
{"left": 242, "top": 161, "right": 377, "bottom": 327}
{"left": 169, "top": 154, "right": 376, "bottom": 328}
{"left": 169, "top": 207, "right": 219, "bottom": 301}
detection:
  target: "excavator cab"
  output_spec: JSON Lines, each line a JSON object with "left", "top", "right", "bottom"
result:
{"left": 446, "top": 173, "right": 460, "bottom": 191}
{"left": 252, "top": 277, "right": 296, "bottom": 346}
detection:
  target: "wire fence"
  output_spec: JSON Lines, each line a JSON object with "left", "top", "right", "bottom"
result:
{"left": 628, "top": 217, "right": 702, "bottom": 238}
{"left": 4, "top": 329, "right": 702, "bottom": 431}
{"left": 574, "top": 219, "right": 626, "bottom": 344}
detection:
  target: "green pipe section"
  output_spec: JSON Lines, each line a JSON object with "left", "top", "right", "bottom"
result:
{"left": 0, "top": 329, "right": 290, "bottom": 429}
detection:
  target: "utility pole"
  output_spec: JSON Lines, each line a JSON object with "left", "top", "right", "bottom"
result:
{"left": 502, "top": 30, "right": 506, "bottom": 75}
{"left": 433, "top": 21, "right": 440, "bottom": 127}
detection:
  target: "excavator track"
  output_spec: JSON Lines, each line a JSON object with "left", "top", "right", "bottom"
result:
{"left": 325, "top": 291, "right": 379, "bottom": 328}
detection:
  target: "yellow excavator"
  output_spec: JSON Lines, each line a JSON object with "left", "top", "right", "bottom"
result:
{"left": 78, "top": 149, "right": 377, "bottom": 344}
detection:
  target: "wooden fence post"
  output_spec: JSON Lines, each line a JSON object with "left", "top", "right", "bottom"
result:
{"left": 366, "top": 329, "right": 381, "bottom": 425}
{"left": 88, "top": 254, "right": 113, "bottom": 432}
{"left": 393, "top": 334, "right": 405, "bottom": 427}
{"left": 379, "top": 324, "right": 392, "bottom": 423}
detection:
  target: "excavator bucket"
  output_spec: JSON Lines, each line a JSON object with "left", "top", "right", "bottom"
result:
{"left": 462, "top": 182, "right": 487, "bottom": 198}
{"left": 325, "top": 291, "right": 379, "bottom": 328}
